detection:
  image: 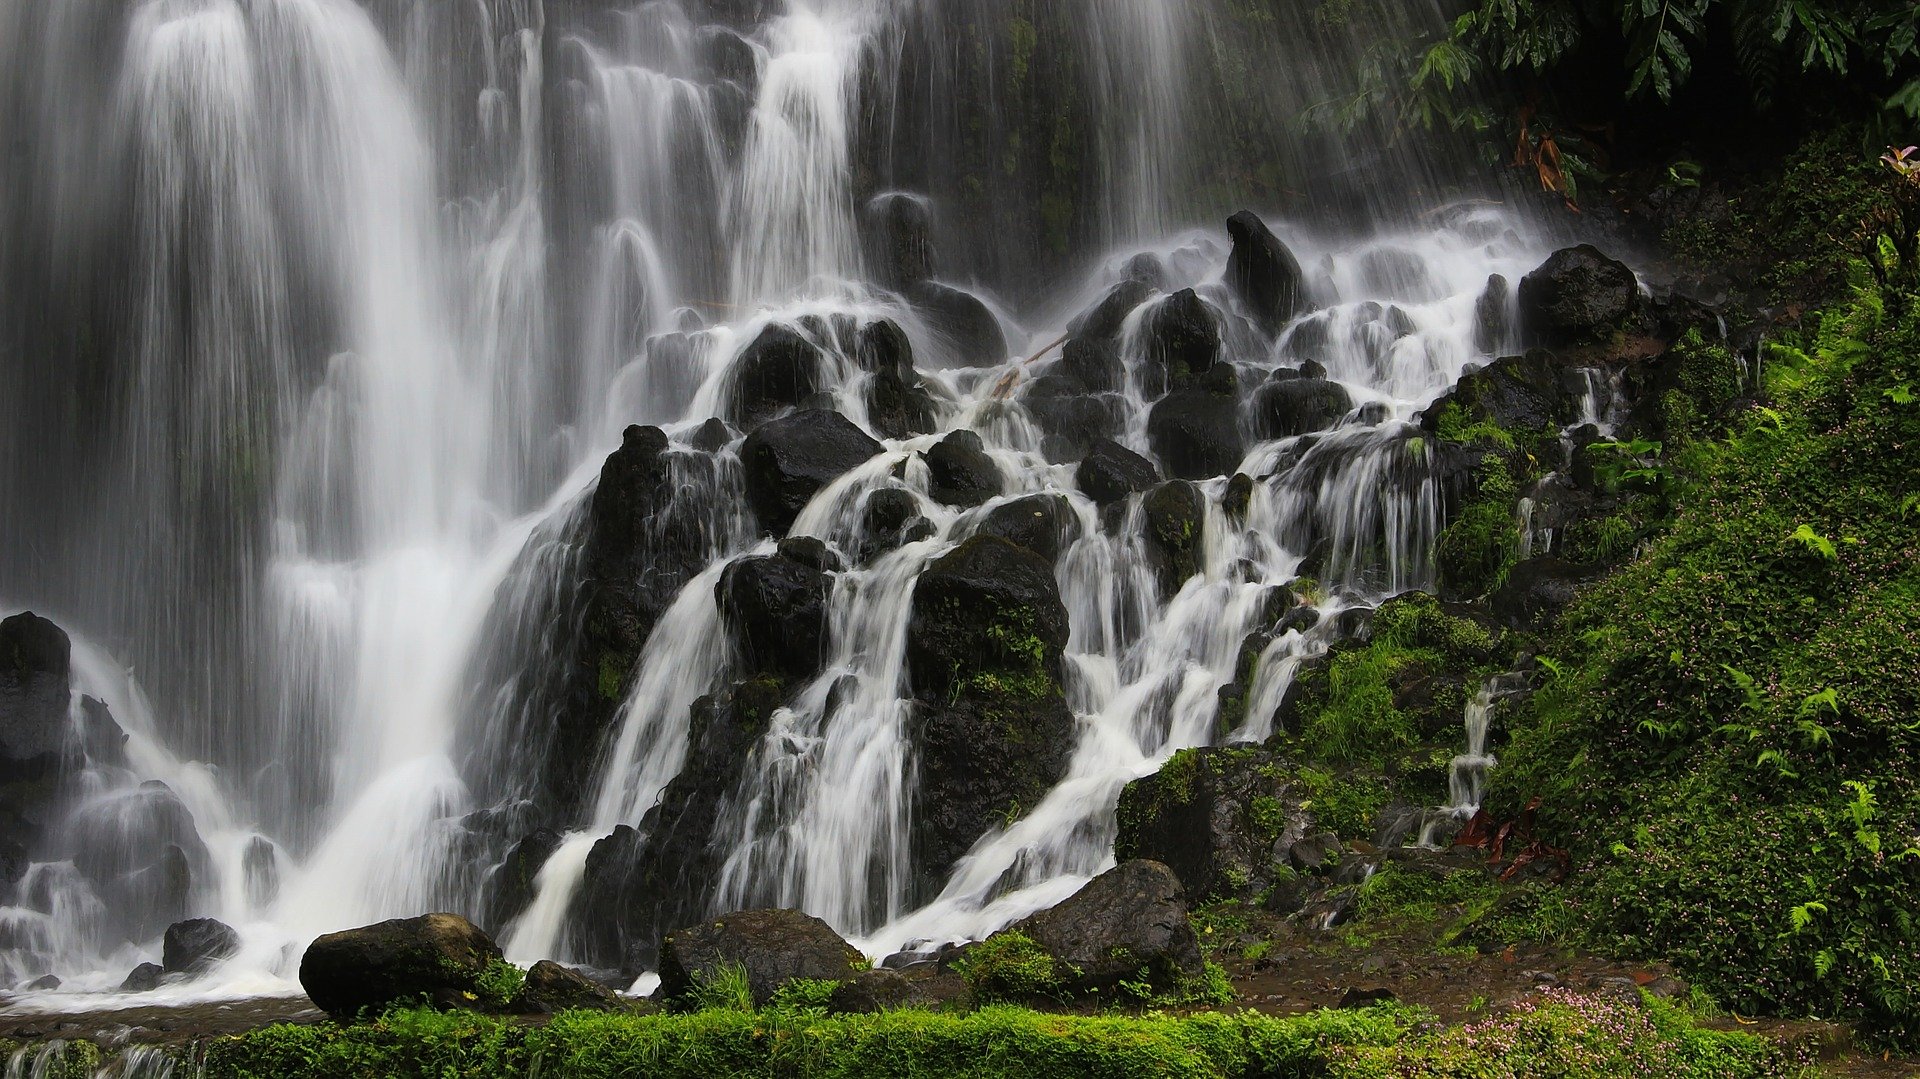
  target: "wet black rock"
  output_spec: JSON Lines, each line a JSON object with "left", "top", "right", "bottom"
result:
{"left": 1223, "top": 473, "right": 1255, "bottom": 522}
{"left": 1075, "top": 439, "right": 1160, "bottom": 505}
{"left": 1142, "top": 481, "right": 1206, "bottom": 597}
{"left": 828, "top": 968, "right": 931, "bottom": 1013}
{"left": 76, "top": 695, "right": 127, "bottom": 768}
{"left": 907, "top": 536, "right": 1068, "bottom": 700}
{"left": 924, "top": 430, "right": 1003, "bottom": 508}
{"left": 1022, "top": 375, "right": 1125, "bottom": 464}
{"left": 1005, "top": 859, "right": 1205, "bottom": 997}
{"left": 1115, "top": 744, "right": 1309, "bottom": 903}
{"left": 729, "top": 324, "right": 823, "bottom": 430}
{"left": 907, "top": 281, "right": 1006, "bottom": 367}
{"left": 858, "top": 488, "right": 933, "bottom": 562}
{"left": 120, "top": 962, "right": 164, "bottom": 993}
{"left": 697, "top": 25, "right": 757, "bottom": 86}
{"left": 486, "top": 828, "right": 561, "bottom": 933}
{"left": 976, "top": 494, "right": 1077, "bottom": 564}
{"left": 1148, "top": 383, "right": 1245, "bottom": 481}
{"left": 1059, "top": 337, "right": 1124, "bottom": 392}
{"left": 717, "top": 550, "right": 832, "bottom": 678}
{"left": 1068, "top": 279, "right": 1154, "bottom": 342}
{"left": 1421, "top": 350, "right": 1585, "bottom": 435}
{"left": 864, "top": 193, "right": 935, "bottom": 291}
{"left": 658, "top": 909, "right": 866, "bottom": 1007}
{"left": 911, "top": 691, "right": 1075, "bottom": 887}
{"left": 691, "top": 417, "right": 735, "bottom": 453}
{"left": 1226, "top": 210, "right": 1307, "bottom": 334}
{"left": 1474, "top": 274, "right": 1512, "bottom": 354}
{"left": 0, "top": 611, "right": 73, "bottom": 853}
{"left": 520, "top": 960, "right": 624, "bottom": 1013}
{"left": 857, "top": 319, "right": 938, "bottom": 440}
{"left": 1252, "top": 375, "right": 1353, "bottom": 440}
{"left": 1140, "top": 288, "right": 1222, "bottom": 396}
{"left": 1518, "top": 245, "right": 1641, "bottom": 345}
{"left": 741, "top": 409, "right": 884, "bottom": 536}
{"left": 163, "top": 917, "right": 240, "bottom": 974}
{"left": 299, "top": 913, "right": 504, "bottom": 1019}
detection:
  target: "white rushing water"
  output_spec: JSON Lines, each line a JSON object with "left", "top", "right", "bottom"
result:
{"left": 0, "top": 0, "right": 1549, "bottom": 1002}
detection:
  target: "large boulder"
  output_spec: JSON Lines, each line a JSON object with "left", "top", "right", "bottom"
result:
{"left": 863, "top": 193, "right": 935, "bottom": 291}
{"left": 907, "top": 281, "right": 1006, "bottom": 367}
{"left": 728, "top": 324, "right": 823, "bottom": 430}
{"left": 923, "top": 430, "right": 1003, "bottom": 508}
{"left": 658, "top": 909, "right": 866, "bottom": 1007}
{"left": 1142, "top": 481, "right": 1207, "bottom": 597}
{"left": 717, "top": 549, "right": 832, "bottom": 678}
{"left": 299, "top": 913, "right": 505, "bottom": 1019}
{"left": 162, "top": 917, "right": 239, "bottom": 974}
{"left": 1000, "top": 859, "right": 1204, "bottom": 997}
{"left": 1115, "top": 744, "right": 1310, "bottom": 903}
{"left": 0, "top": 612, "right": 73, "bottom": 850}
{"left": 976, "top": 494, "right": 1078, "bottom": 565}
{"left": 857, "top": 319, "right": 938, "bottom": 440}
{"left": 741, "top": 410, "right": 884, "bottom": 536}
{"left": 1252, "top": 375, "right": 1353, "bottom": 440}
{"left": 1225, "top": 211, "right": 1307, "bottom": 334}
{"left": 907, "top": 536, "right": 1068, "bottom": 700}
{"left": 1075, "top": 439, "right": 1160, "bottom": 505}
{"left": 1147, "top": 382, "right": 1244, "bottom": 480}
{"left": 1518, "top": 245, "right": 1641, "bottom": 345}
{"left": 520, "top": 960, "right": 623, "bottom": 1013}
{"left": 1140, "top": 289, "right": 1222, "bottom": 397}
{"left": 1422, "top": 350, "right": 1586, "bottom": 436}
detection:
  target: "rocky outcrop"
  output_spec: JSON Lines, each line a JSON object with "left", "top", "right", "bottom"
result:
{"left": 1075, "top": 439, "right": 1160, "bottom": 505}
{"left": 1115, "top": 744, "right": 1309, "bottom": 903}
{"left": 907, "top": 536, "right": 1075, "bottom": 883}
{"left": 162, "top": 918, "right": 239, "bottom": 975}
{"left": 717, "top": 547, "right": 833, "bottom": 678}
{"left": 741, "top": 409, "right": 885, "bottom": 536}
{"left": 299, "top": 913, "right": 504, "bottom": 1019}
{"left": 1518, "top": 246, "right": 1642, "bottom": 345}
{"left": 1226, "top": 211, "right": 1307, "bottom": 334}
{"left": 658, "top": 909, "right": 866, "bottom": 1007}
{"left": 997, "top": 859, "right": 1205, "bottom": 997}
{"left": 1490, "top": 557, "right": 1600, "bottom": 630}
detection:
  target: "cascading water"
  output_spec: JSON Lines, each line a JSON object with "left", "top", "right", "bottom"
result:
{"left": 0, "top": 0, "right": 1553, "bottom": 1002}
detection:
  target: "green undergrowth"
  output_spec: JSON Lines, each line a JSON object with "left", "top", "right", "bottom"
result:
{"left": 1492, "top": 265, "right": 1920, "bottom": 1045}
{"left": 35, "top": 994, "right": 1800, "bottom": 1079}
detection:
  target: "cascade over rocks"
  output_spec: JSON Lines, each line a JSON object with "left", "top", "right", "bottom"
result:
{"left": 578, "top": 675, "right": 791, "bottom": 972}
{"left": 976, "top": 494, "right": 1078, "bottom": 564}
{"left": 1359, "top": 248, "right": 1443, "bottom": 303}
{"left": 658, "top": 909, "right": 866, "bottom": 1007}
{"left": 717, "top": 550, "right": 832, "bottom": 678}
{"left": 1075, "top": 439, "right": 1161, "bottom": 505}
{"left": 161, "top": 918, "right": 239, "bottom": 974}
{"left": 1226, "top": 211, "right": 1307, "bottom": 334}
{"left": 741, "top": 409, "right": 885, "bottom": 536}
{"left": 906, "top": 281, "right": 1006, "bottom": 367}
{"left": 999, "top": 859, "right": 1205, "bottom": 997}
{"left": 1115, "top": 744, "right": 1310, "bottom": 903}
{"left": 729, "top": 324, "right": 823, "bottom": 430}
{"left": 299, "top": 913, "right": 504, "bottom": 1019}
{"left": 1252, "top": 376, "right": 1353, "bottom": 440}
{"left": 923, "top": 430, "right": 1003, "bottom": 508}
{"left": 1518, "top": 245, "right": 1642, "bottom": 345}
{"left": 1140, "top": 288, "right": 1222, "bottom": 397}
{"left": 1148, "top": 372, "right": 1246, "bottom": 481}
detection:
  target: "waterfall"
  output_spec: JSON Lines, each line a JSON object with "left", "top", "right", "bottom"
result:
{"left": 0, "top": 0, "right": 1542, "bottom": 1000}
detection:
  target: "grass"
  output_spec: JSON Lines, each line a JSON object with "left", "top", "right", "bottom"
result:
{"left": 0, "top": 994, "right": 1803, "bottom": 1079}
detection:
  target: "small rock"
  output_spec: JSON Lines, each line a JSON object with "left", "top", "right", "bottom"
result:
{"left": 120, "top": 962, "right": 164, "bottom": 992}
{"left": 1339, "top": 986, "right": 1397, "bottom": 1008}
{"left": 827, "top": 968, "right": 931, "bottom": 1014}
{"left": 658, "top": 909, "right": 867, "bottom": 1007}
{"left": 162, "top": 918, "right": 240, "bottom": 975}
{"left": 520, "top": 959, "right": 624, "bottom": 1012}
{"left": 1075, "top": 439, "right": 1160, "bottom": 505}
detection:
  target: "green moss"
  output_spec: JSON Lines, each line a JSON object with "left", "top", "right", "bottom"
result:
{"left": 1298, "top": 766, "right": 1392, "bottom": 841}
{"left": 956, "top": 931, "right": 1061, "bottom": 1003}
{"left": 596, "top": 652, "right": 626, "bottom": 701}
{"left": 1436, "top": 452, "right": 1523, "bottom": 598}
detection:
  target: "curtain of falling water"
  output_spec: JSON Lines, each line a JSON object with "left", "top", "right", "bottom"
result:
{"left": 0, "top": 0, "right": 1543, "bottom": 993}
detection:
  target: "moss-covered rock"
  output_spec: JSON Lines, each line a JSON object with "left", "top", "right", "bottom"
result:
{"left": 1115, "top": 744, "right": 1308, "bottom": 903}
{"left": 298, "top": 913, "right": 505, "bottom": 1019}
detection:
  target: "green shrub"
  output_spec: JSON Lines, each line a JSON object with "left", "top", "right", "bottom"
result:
{"left": 474, "top": 959, "right": 526, "bottom": 1011}
{"left": 956, "top": 931, "right": 1061, "bottom": 1002}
